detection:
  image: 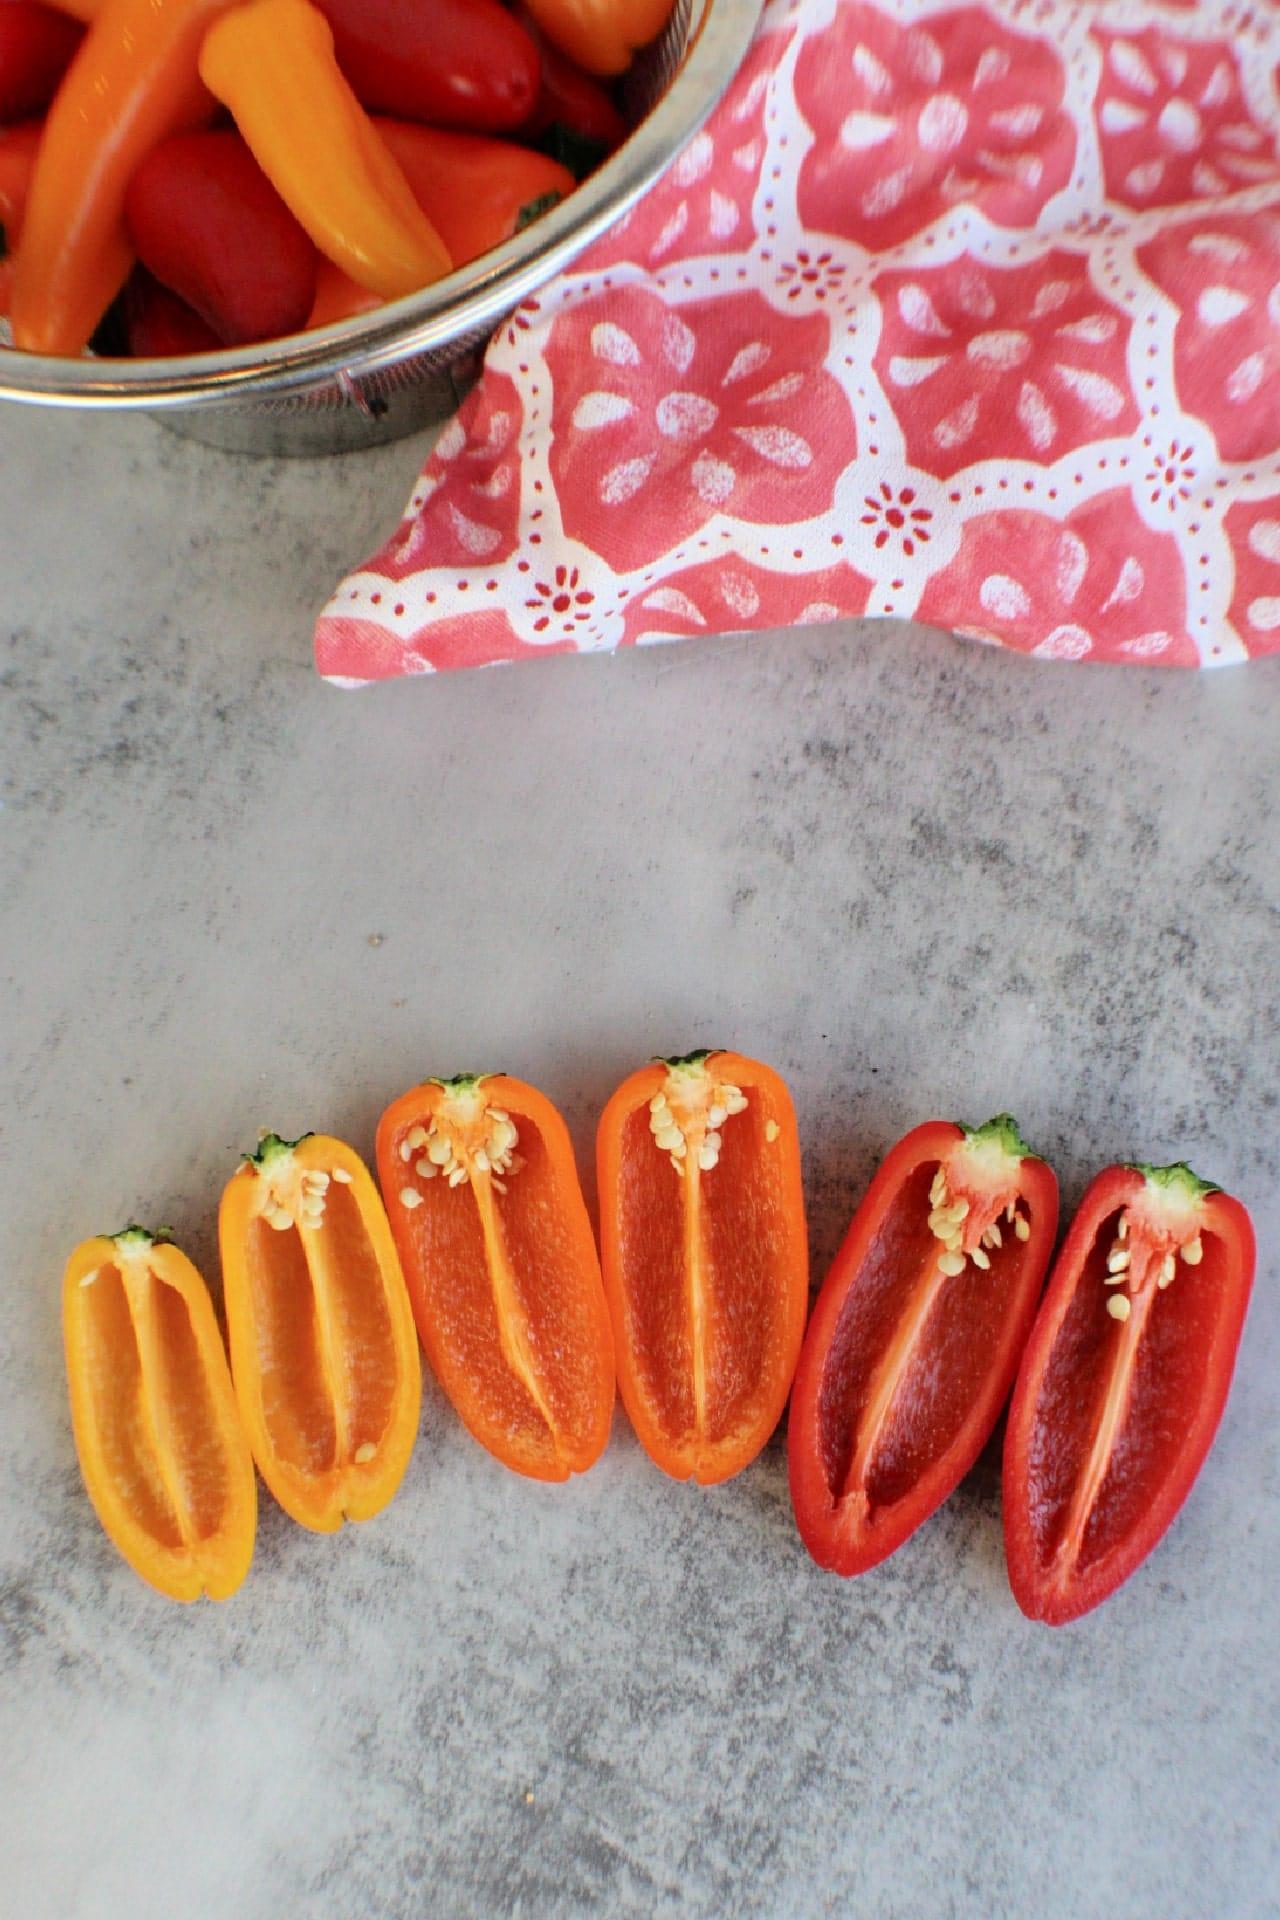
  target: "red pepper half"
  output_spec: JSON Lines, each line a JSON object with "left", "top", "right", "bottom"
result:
{"left": 124, "top": 129, "right": 317, "bottom": 344}
{"left": 0, "top": 2, "right": 83, "bottom": 122}
{"left": 789, "top": 1116, "right": 1058, "bottom": 1576}
{"left": 1003, "top": 1161, "right": 1254, "bottom": 1624}
{"left": 313, "top": 0, "right": 539, "bottom": 133}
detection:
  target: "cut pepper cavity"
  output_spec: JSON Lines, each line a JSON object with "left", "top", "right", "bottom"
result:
{"left": 789, "top": 1115, "right": 1058, "bottom": 1577}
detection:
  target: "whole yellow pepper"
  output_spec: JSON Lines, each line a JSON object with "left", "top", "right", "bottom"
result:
{"left": 199, "top": 0, "right": 451, "bottom": 299}
{"left": 520, "top": 0, "right": 675, "bottom": 77}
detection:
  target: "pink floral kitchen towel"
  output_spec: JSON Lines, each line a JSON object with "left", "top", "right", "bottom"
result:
{"left": 316, "top": 0, "right": 1280, "bottom": 678}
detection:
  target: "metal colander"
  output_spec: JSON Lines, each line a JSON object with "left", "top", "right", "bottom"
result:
{"left": 0, "top": 0, "right": 762, "bottom": 454}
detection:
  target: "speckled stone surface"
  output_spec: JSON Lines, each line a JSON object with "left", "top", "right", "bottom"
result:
{"left": 2, "top": 408, "right": 1277, "bottom": 1920}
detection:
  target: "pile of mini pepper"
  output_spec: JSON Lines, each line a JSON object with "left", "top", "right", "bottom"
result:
{"left": 63, "top": 1051, "right": 1255, "bottom": 1626}
{"left": 0, "top": 0, "right": 671, "bottom": 357}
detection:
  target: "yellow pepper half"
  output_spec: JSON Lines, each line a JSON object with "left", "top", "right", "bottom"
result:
{"left": 198, "top": 0, "right": 452, "bottom": 300}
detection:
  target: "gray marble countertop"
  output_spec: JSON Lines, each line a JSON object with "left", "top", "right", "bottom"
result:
{"left": 2, "top": 407, "right": 1277, "bottom": 1920}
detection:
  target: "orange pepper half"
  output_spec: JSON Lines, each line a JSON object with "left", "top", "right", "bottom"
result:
{"left": 219, "top": 1132, "right": 421, "bottom": 1532}
{"left": 597, "top": 1050, "right": 809, "bottom": 1485}
{"left": 63, "top": 1227, "right": 256, "bottom": 1602}
{"left": 376, "top": 1074, "right": 615, "bottom": 1482}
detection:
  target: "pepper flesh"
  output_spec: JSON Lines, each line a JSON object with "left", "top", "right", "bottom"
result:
{"left": 520, "top": 0, "right": 674, "bottom": 77}
{"left": 63, "top": 1228, "right": 256, "bottom": 1601}
{"left": 597, "top": 1050, "right": 808, "bottom": 1485}
{"left": 376, "top": 1074, "right": 614, "bottom": 1482}
{"left": 219, "top": 1132, "right": 422, "bottom": 1531}
{"left": 789, "top": 1117, "right": 1058, "bottom": 1576}
{"left": 1003, "top": 1161, "right": 1254, "bottom": 1624}
{"left": 198, "top": 0, "right": 451, "bottom": 299}
{"left": 10, "top": 0, "right": 223, "bottom": 354}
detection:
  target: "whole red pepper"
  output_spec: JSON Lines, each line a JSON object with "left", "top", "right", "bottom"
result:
{"left": 0, "top": 1, "right": 82, "bottom": 122}
{"left": 0, "top": 117, "right": 41, "bottom": 313}
{"left": 122, "top": 266, "right": 221, "bottom": 355}
{"left": 0, "top": 114, "right": 39, "bottom": 236}
{"left": 312, "top": 0, "right": 539, "bottom": 132}
{"left": 124, "top": 129, "right": 317, "bottom": 345}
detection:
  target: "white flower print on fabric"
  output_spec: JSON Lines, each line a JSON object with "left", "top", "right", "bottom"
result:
{"left": 315, "top": 0, "right": 1280, "bottom": 682}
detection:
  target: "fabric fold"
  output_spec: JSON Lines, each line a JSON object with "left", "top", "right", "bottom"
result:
{"left": 317, "top": 0, "right": 1280, "bottom": 679}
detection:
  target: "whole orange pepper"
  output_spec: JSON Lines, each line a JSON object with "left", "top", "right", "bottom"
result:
{"left": 377, "top": 122, "right": 574, "bottom": 269}
{"left": 198, "top": 0, "right": 451, "bottom": 300}
{"left": 10, "top": 0, "right": 223, "bottom": 355}
{"left": 519, "top": 0, "right": 675, "bottom": 77}
{"left": 307, "top": 126, "right": 573, "bottom": 330}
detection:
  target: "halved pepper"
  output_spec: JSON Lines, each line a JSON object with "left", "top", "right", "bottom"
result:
{"left": 789, "top": 1116, "right": 1058, "bottom": 1575}
{"left": 376, "top": 1073, "right": 614, "bottom": 1482}
{"left": 63, "top": 1226, "right": 256, "bottom": 1602}
{"left": 198, "top": 0, "right": 451, "bottom": 300}
{"left": 597, "top": 1050, "right": 808, "bottom": 1485}
{"left": 1003, "top": 1161, "right": 1254, "bottom": 1624}
{"left": 219, "top": 1131, "right": 421, "bottom": 1531}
